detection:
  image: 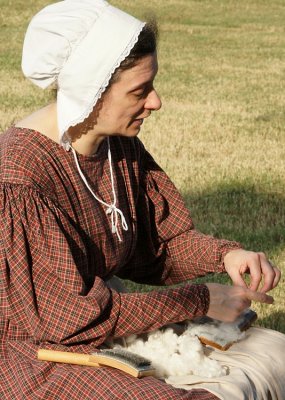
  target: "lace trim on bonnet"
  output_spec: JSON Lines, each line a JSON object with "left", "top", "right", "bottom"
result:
{"left": 61, "top": 25, "right": 145, "bottom": 148}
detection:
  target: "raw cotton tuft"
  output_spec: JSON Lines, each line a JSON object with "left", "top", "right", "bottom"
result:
{"left": 113, "top": 325, "right": 228, "bottom": 378}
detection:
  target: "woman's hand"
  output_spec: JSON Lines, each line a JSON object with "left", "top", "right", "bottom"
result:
{"left": 206, "top": 283, "right": 274, "bottom": 322}
{"left": 223, "top": 249, "right": 281, "bottom": 293}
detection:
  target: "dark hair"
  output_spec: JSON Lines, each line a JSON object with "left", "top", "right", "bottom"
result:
{"left": 108, "top": 19, "right": 158, "bottom": 85}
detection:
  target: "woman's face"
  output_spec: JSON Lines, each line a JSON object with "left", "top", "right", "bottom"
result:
{"left": 94, "top": 52, "right": 161, "bottom": 137}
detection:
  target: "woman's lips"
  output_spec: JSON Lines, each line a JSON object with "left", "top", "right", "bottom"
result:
{"left": 132, "top": 118, "right": 144, "bottom": 126}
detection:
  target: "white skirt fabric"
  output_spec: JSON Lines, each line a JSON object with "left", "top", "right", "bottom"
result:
{"left": 166, "top": 327, "right": 285, "bottom": 400}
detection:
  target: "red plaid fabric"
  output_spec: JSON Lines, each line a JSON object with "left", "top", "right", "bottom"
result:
{"left": 0, "top": 127, "right": 240, "bottom": 399}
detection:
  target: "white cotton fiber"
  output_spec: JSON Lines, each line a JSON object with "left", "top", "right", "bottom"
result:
{"left": 114, "top": 325, "right": 228, "bottom": 378}
{"left": 186, "top": 320, "right": 245, "bottom": 348}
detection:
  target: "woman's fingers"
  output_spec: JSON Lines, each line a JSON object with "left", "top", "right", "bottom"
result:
{"left": 224, "top": 249, "right": 281, "bottom": 293}
{"left": 272, "top": 267, "right": 282, "bottom": 288}
{"left": 205, "top": 283, "right": 274, "bottom": 322}
{"left": 245, "top": 287, "right": 274, "bottom": 304}
{"left": 258, "top": 253, "right": 281, "bottom": 293}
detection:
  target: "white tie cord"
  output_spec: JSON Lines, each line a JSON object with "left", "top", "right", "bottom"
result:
{"left": 69, "top": 138, "right": 128, "bottom": 242}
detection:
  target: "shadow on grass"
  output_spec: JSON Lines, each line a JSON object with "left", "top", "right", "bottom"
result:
{"left": 182, "top": 181, "right": 285, "bottom": 255}
{"left": 125, "top": 182, "right": 285, "bottom": 289}
{"left": 182, "top": 182, "right": 285, "bottom": 333}
{"left": 257, "top": 311, "right": 285, "bottom": 333}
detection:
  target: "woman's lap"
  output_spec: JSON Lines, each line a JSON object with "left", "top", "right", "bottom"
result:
{"left": 2, "top": 350, "right": 218, "bottom": 399}
{"left": 4, "top": 327, "right": 284, "bottom": 399}
{"left": 166, "top": 327, "right": 285, "bottom": 400}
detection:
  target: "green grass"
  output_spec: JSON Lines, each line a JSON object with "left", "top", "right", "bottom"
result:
{"left": 1, "top": 0, "right": 285, "bottom": 332}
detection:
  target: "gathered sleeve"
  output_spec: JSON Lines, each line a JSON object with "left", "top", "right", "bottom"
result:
{"left": 0, "top": 184, "right": 210, "bottom": 346}
{"left": 119, "top": 147, "right": 242, "bottom": 285}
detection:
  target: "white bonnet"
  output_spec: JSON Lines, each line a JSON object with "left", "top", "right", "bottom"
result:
{"left": 22, "top": 0, "right": 145, "bottom": 149}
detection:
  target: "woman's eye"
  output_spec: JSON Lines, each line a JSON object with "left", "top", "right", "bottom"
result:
{"left": 133, "top": 84, "right": 152, "bottom": 99}
{"left": 134, "top": 91, "right": 145, "bottom": 99}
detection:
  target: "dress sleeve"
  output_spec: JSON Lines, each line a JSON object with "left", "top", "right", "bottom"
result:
{"left": 119, "top": 148, "right": 242, "bottom": 285}
{"left": 0, "top": 184, "right": 210, "bottom": 345}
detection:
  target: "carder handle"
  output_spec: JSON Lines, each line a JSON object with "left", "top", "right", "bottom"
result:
{"left": 38, "top": 349, "right": 100, "bottom": 367}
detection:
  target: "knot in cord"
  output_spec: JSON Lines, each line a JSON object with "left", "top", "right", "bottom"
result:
{"left": 106, "top": 205, "right": 128, "bottom": 241}
{"left": 70, "top": 138, "right": 128, "bottom": 242}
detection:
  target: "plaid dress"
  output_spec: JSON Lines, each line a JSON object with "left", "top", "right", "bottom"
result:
{"left": 0, "top": 127, "right": 241, "bottom": 399}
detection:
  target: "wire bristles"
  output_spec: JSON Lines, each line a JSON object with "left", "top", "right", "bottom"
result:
{"left": 100, "top": 348, "right": 152, "bottom": 368}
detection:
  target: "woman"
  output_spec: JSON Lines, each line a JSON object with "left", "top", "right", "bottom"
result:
{"left": 0, "top": 1, "right": 281, "bottom": 399}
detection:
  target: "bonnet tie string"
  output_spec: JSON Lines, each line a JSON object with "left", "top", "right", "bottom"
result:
{"left": 69, "top": 138, "right": 128, "bottom": 242}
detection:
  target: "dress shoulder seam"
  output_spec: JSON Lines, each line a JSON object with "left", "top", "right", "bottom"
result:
{"left": 0, "top": 181, "right": 59, "bottom": 207}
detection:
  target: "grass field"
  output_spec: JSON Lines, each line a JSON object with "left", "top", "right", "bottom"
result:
{"left": 1, "top": 0, "right": 285, "bottom": 332}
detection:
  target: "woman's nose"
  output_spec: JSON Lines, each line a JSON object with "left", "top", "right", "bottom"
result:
{"left": 145, "top": 89, "right": 162, "bottom": 111}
